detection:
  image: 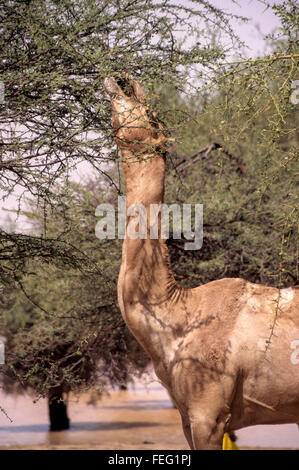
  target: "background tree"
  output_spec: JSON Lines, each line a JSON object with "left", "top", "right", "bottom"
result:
{"left": 1, "top": 175, "right": 150, "bottom": 429}
{"left": 165, "top": 49, "right": 298, "bottom": 289}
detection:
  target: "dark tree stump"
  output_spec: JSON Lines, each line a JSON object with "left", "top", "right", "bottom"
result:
{"left": 48, "top": 386, "right": 70, "bottom": 431}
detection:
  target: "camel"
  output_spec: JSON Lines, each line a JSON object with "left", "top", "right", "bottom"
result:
{"left": 104, "top": 75, "right": 299, "bottom": 450}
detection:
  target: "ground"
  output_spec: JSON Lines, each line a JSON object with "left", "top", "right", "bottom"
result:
{"left": 0, "top": 372, "right": 298, "bottom": 450}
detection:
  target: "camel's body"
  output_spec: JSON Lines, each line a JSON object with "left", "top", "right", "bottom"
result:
{"left": 104, "top": 76, "right": 299, "bottom": 449}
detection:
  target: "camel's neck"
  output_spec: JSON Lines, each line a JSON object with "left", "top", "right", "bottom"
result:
{"left": 117, "top": 149, "right": 190, "bottom": 372}
{"left": 118, "top": 150, "right": 179, "bottom": 309}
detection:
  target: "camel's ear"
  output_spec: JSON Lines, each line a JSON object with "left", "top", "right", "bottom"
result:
{"left": 132, "top": 79, "right": 147, "bottom": 105}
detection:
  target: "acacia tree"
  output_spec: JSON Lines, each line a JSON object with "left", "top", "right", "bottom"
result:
{"left": 0, "top": 0, "right": 245, "bottom": 428}
{"left": 165, "top": 58, "right": 298, "bottom": 289}
{"left": 136, "top": 1, "right": 298, "bottom": 290}
{"left": 0, "top": 0, "right": 239, "bottom": 214}
{"left": 1, "top": 175, "right": 151, "bottom": 430}
{"left": 0, "top": 0, "right": 243, "bottom": 311}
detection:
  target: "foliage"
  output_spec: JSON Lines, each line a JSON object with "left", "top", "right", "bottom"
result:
{"left": 1, "top": 177, "right": 149, "bottom": 397}
{"left": 164, "top": 41, "right": 298, "bottom": 287}
{"left": 0, "top": 0, "right": 244, "bottom": 288}
{"left": 0, "top": 0, "right": 240, "bottom": 206}
{"left": 0, "top": 0, "right": 243, "bottom": 397}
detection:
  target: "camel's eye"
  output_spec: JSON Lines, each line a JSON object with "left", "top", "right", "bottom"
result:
{"left": 116, "top": 77, "right": 133, "bottom": 96}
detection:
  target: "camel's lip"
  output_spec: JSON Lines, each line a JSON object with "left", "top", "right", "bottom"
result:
{"left": 104, "top": 75, "right": 135, "bottom": 98}
{"left": 104, "top": 77, "right": 122, "bottom": 96}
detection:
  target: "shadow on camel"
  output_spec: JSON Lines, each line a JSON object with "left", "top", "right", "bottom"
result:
{"left": 104, "top": 75, "right": 299, "bottom": 450}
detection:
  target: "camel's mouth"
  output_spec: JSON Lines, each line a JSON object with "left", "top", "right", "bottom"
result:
{"left": 115, "top": 76, "right": 134, "bottom": 97}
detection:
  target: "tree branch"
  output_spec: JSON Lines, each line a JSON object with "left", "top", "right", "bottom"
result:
{"left": 174, "top": 142, "right": 248, "bottom": 177}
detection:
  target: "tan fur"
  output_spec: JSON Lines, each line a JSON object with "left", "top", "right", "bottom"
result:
{"left": 104, "top": 76, "right": 299, "bottom": 450}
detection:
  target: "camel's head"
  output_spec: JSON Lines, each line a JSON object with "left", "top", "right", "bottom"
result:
{"left": 104, "top": 75, "right": 167, "bottom": 154}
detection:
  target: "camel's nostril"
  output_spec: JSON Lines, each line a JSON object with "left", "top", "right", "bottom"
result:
{"left": 115, "top": 77, "right": 133, "bottom": 96}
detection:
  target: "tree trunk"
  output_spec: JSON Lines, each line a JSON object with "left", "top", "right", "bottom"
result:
{"left": 48, "top": 386, "right": 70, "bottom": 431}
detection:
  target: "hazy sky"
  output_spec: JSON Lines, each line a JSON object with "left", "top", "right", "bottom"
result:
{"left": 209, "top": 0, "right": 282, "bottom": 56}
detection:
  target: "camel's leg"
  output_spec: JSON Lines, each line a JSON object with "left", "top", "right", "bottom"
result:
{"left": 189, "top": 412, "right": 227, "bottom": 450}
{"left": 180, "top": 415, "right": 194, "bottom": 450}
{"left": 188, "top": 387, "right": 232, "bottom": 450}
